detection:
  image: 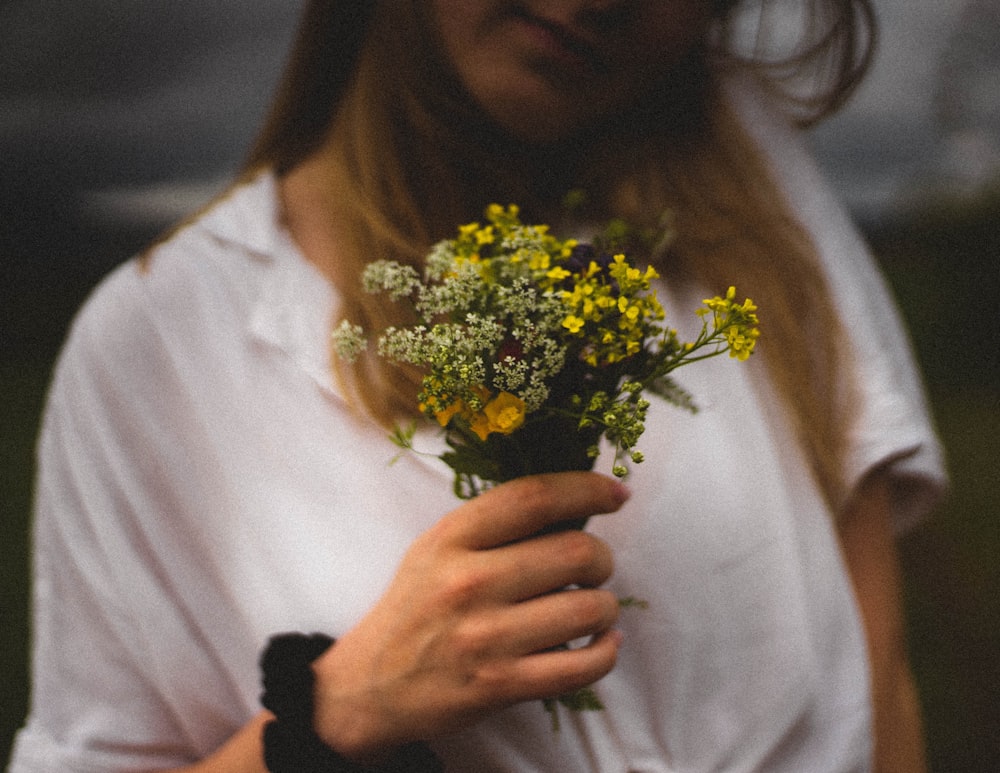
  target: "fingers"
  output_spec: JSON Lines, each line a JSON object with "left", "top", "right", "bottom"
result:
{"left": 444, "top": 587, "right": 620, "bottom": 664}
{"left": 443, "top": 590, "right": 622, "bottom": 708}
{"left": 489, "top": 628, "right": 624, "bottom": 706}
{"left": 423, "top": 524, "right": 615, "bottom": 620}
{"left": 439, "top": 472, "right": 630, "bottom": 550}
{"left": 478, "top": 528, "right": 615, "bottom": 602}
{"left": 494, "top": 588, "right": 621, "bottom": 654}
{"left": 311, "top": 472, "right": 629, "bottom": 751}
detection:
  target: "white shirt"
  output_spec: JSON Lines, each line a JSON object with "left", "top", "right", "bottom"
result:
{"left": 10, "top": 87, "right": 945, "bottom": 772}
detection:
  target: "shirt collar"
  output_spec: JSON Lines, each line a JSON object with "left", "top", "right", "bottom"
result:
{"left": 199, "top": 169, "right": 283, "bottom": 259}
{"left": 201, "top": 169, "right": 347, "bottom": 402}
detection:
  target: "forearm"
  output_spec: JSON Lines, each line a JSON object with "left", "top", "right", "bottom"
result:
{"left": 871, "top": 652, "right": 927, "bottom": 773}
{"left": 165, "top": 712, "right": 270, "bottom": 773}
{"left": 838, "top": 472, "right": 927, "bottom": 773}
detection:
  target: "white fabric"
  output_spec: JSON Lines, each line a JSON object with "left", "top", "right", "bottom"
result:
{"left": 10, "top": 86, "right": 945, "bottom": 772}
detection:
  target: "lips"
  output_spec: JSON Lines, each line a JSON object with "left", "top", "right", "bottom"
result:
{"left": 507, "top": 6, "right": 610, "bottom": 76}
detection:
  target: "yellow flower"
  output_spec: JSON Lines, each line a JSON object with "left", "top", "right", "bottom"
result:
{"left": 528, "top": 251, "right": 551, "bottom": 272}
{"left": 562, "top": 315, "right": 586, "bottom": 334}
{"left": 484, "top": 392, "right": 526, "bottom": 435}
{"left": 453, "top": 388, "right": 513, "bottom": 440}
{"left": 617, "top": 298, "right": 641, "bottom": 323}
{"left": 560, "top": 239, "right": 579, "bottom": 258}
{"left": 486, "top": 203, "right": 517, "bottom": 220}
{"left": 702, "top": 285, "right": 737, "bottom": 314}
{"left": 458, "top": 222, "right": 480, "bottom": 239}
{"left": 726, "top": 326, "right": 760, "bottom": 360}
{"left": 469, "top": 412, "right": 492, "bottom": 441}
{"left": 432, "top": 399, "right": 465, "bottom": 428}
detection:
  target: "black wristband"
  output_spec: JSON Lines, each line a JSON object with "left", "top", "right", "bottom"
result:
{"left": 259, "top": 633, "right": 443, "bottom": 772}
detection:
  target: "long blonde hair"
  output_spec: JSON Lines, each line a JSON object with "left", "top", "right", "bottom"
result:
{"left": 245, "top": 0, "right": 877, "bottom": 511}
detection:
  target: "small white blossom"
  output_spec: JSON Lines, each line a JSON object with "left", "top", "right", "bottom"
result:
{"left": 362, "top": 260, "right": 421, "bottom": 300}
{"left": 330, "top": 320, "right": 367, "bottom": 363}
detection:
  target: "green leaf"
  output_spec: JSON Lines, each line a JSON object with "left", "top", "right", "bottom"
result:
{"left": 389, "top": 422, "right": 416, "bottom": 450}
{"left": 542, "top": 687, "right": 604, "bottom": 732}
{"left": 557, "top": 686, "right": 605, "bottom": 712}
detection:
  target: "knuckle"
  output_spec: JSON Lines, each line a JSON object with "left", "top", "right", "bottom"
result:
{"left": 471, "top": 661, "right": 516, "bottom": 702}
{"left": 438, "top": 563, "right": 490, "bottom": 608}
{"left": 406, "top": 523, "right": 447, "bottom": 565}
{"left": 421, "top": 514, "right": 460, "bottom": 549}
{"left": 450, "top": 618, "right": 493, "bottom": 662}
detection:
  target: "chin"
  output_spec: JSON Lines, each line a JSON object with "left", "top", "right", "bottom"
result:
{"left": 479, "top": 84, "right": 605, "bottom": 146}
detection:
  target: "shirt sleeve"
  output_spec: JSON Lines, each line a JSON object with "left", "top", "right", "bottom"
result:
{"left": 11, "top": 175, "right": 296, "bottom": 772}
{"left": 727, "top": 75, "right": 948, "bottom": 532}
{"left": 9, "top": 262, "right": 201, "bottom": 772}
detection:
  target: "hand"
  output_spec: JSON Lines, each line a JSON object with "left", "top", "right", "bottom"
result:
{"left": 311, "top": 472, "right": 629, "bottom": 760}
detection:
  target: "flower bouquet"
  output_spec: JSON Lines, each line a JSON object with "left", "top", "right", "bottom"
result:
{"left": 333, "top": 204, "right": 759, "bottom": 727}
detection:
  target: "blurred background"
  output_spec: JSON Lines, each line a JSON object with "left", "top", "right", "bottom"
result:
{"left": 2, "top": 1, "right": 998, "bottom": 769}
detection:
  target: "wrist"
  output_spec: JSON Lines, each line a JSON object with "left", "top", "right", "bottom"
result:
{"left": 308, "top": 631, "right": 401, "bottom": 761}
{"left": 259, "top": 633, "right": 441, "bottom": 772}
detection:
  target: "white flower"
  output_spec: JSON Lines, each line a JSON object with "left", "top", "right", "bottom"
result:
{"left": 331, "top": 320, "right": 367, "bottom": 363}
{"left": 362, "top": 260, "right": 421, "bottom": 300}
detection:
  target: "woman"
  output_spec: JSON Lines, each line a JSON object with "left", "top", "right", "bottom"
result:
{"left": 10, "top": 1, "right": 945, "bottom": 771}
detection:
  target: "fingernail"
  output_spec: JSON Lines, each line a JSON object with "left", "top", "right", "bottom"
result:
{"left": 610, "top": 481, "right": 631, "bottom": 506}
